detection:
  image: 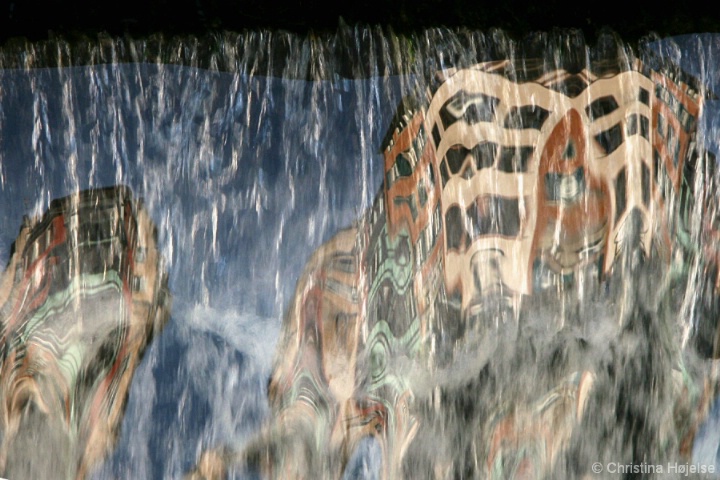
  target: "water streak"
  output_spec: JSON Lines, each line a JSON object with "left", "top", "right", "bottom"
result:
{"left": 0, "top": 29, "right": 717, "bottom": 479}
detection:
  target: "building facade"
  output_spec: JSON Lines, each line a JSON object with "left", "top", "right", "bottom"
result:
{"left": 0, "top": 186, "right": 169, "bottom": 479}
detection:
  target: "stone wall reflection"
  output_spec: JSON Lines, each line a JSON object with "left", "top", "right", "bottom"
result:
{"left": 0, "top": 186, "right": 170, "bottom": 479}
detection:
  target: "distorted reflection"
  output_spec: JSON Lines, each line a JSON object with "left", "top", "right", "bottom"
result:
{"left": 0, "top": 186, "right": 169, "bottom": 479}
{"left": 191, "top": 44, "right": 720, "bottom": 479}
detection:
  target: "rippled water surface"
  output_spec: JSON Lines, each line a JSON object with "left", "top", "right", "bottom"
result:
{"left": 0, "top": 30, "right": 719, "bottom": 479}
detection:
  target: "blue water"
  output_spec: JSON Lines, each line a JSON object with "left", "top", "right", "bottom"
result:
{"left": 0, "top": 32, "right": 718, "bottom": 478}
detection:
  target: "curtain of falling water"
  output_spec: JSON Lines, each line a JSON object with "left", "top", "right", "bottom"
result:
{"left": 0, "top": 29, "right": 417, "bottom": 479}
{"left": 0, "top": 29, "right": 718, "bottom": 479}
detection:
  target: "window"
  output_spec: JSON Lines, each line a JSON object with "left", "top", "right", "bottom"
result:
{"left": 432, "top": 125, "right": 442, "bottom": 148}
{"left": 503, "top": 105, "right": 550, "bottom": 130}
{"left": 640, "top": 115, "right": 650, "bottom": 139}
{"left": 418, "top": 182, "right": 429, "bottom": 207}
{"left": 653, "top": 149, "right": 661, "bottom": 185}
{"left": 595, "top": 124, "right": 623, "bottom": 155}
{"left": 586, "top": 96, "right": 619, "bottom": 120}
{"left": 497, "top": 146, "right": 533, "bottom": 172}
{"left": 679, "top": 106, "right": 695, "bottom": 133}
{"left": 657, "top": 113, "right": 665, "bottom": 139}
{"left": 445, "top": 145, "right": 470, "bottom": 174}
{"left": 473, "top": 142, "right": 497, "bottom": 171}
{"left": 413, "top": 125, "right": 427, "bottom": 154}
{"left": 393, "top": 195, "right": 418, "bottom": 221}
{"left": 467, "top": 196, "right": 521, "bottom": 238}
{"left": 445, "top": 197, "right": 521, "bottom": 252}
{"left": 667, "top": 126, "right": 679, "bottom": 167}
{"left": 331, "top": 255, "right": 356, "bottom": 274}
{"left": 626, "top": 114, "right": 639, "bottom": 136}
{"left": 445, "top": 205, "right": 468, "bottom": 251}
{"left": 626, "top": 115, "right": 650, "bottom": 140}
{"left": 440, "top": 91, "right": 499, "bottom": 129}
{"left": 641, "top": 162, "right": 650, "bottom": 206}
{"left": 442, "top": 142, "right": 498, "bottom": 175}
{"left": 426, "top": 163, "right": 436, "bottom": 187}
{"left": 439, "top": 159, "right": 451, "bottom": 187}
{"left": 615, "top": 168, "right": 627, "bottom": 221}
{"left": 385, "top": 150, "right": 416, "bottom": 187}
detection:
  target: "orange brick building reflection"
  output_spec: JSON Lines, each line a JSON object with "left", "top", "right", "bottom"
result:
{"left": 0, "top": 186, "right": 169, "bottom": 479}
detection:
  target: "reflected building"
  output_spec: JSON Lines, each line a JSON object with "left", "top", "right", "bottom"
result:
{"left": 425, "top": 56, "right": 704, "bottom": 313}
{"left": 0, "top": 186, "right": 170, "bottom": 479}
{"left": 191, "top": 43, "right": 719, "bottom": 480}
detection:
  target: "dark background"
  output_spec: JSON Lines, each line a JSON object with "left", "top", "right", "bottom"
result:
{"left": 1, "top": 0, "right": 719, "bottom": 45}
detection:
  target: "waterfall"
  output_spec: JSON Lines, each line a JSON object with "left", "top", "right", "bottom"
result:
{"left": 0, "top": 29, "right": 718, "bottom": 479}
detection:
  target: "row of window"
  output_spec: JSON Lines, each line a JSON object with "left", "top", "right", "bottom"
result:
{"left": 368, "top": 225, "right": 389, "bottom": 282}
{"left": 439, "top": 142, "right": 534, "bottom": 187}
{"left": 437, "top": 114, "right": 653, "bottom": 182}
{"left": 626, "top": 114, "right": 650, "bottom": 140}
{"left": 24, "top": 228, "right": 54, "bottom": 267}
{"left": 385, "top": 150, "right": 416, "bottom": 188}
{"left": 434, "top": 84, "right": 671, "bottom": 156}
{"left": 656, "top": 84, "right": 695, "bottom": 133}
{"left": 585, "top": 90, "right": 651, "bottom": 121}
{"left": 369, "top": 195, "right": 385, "bottom": 228}
{"left": 594, "top": 112, "right": 651, "bottom": 156}
{"left": 439, "top": 90, "right": 650, "bottom": 140}
{"left": 445, "top": 196, "right": 522, "bottom": 252}
{"left": 440, "top": 91, "right": 498, "bottom": 129}
{"left": 657, "top": 112, "right": 683, "bottom": 167}
{"left": 366, "top": 203, "right": 443, "bottom": 283}
{"left": 393, "top": 194, "right": 419, "bottom": 222}
{"left": 586, "top": 95, "right": 619, "bottom": 120}
{"left": 653, "top": 149, "right": 674, "bottom": 203}
{"left": 385, "top": 127, "right": 427, "bottom": 189}
{"left": 325, "top": 277, "right": 359, "bottom": 303}
{"left": 329, "top": 253, "right": 356, "bottom": 275}
{"left": 613, "top": 163, "right": 651, "bottom": 223}
{"left": 439, "top": 90, "right": 554, "bottom": 133}
{"left": 415, "top": 205, "right": 442, "bottom": 264}
{"left": 440, "top": 161, "right": 653, "bottom": 252}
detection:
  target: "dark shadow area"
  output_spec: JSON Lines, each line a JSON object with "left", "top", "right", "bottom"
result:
{"left": 2, "top": 0, "right": 720, "bottom": 45}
